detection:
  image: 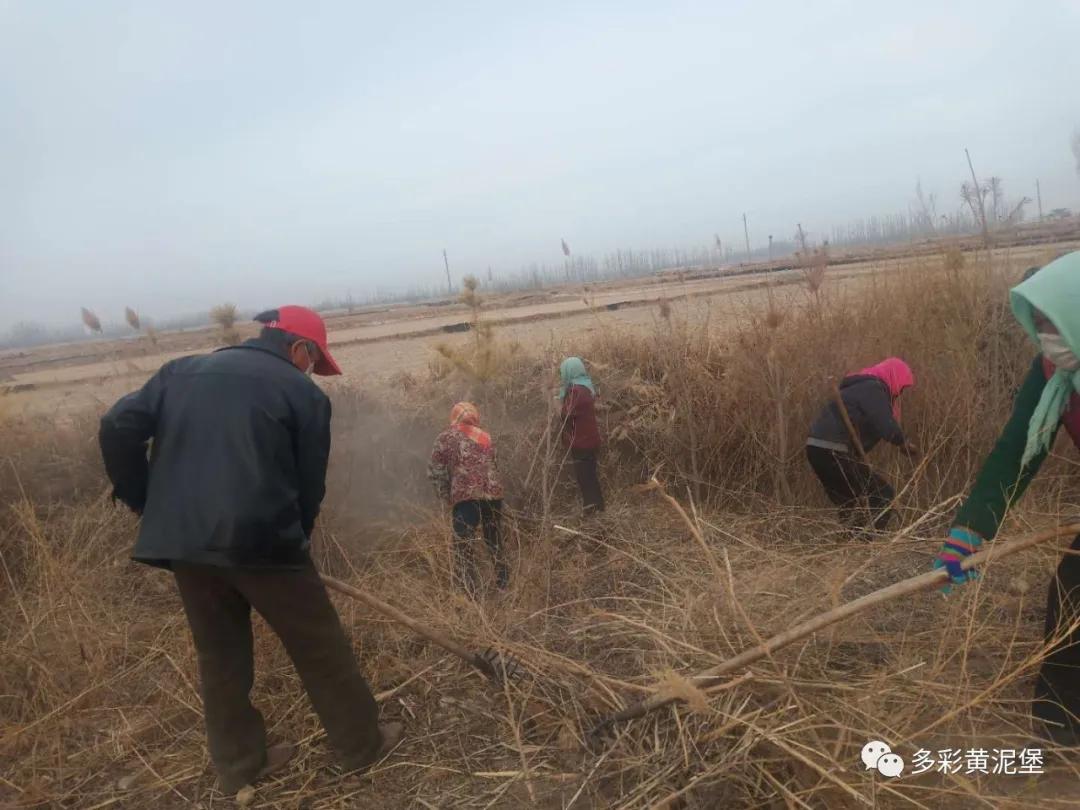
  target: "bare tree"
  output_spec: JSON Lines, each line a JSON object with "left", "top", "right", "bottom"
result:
{"left": 964, "top": 148, "right": 991, "bottom": 249}
{"left": 988, "top": 177, "right": 1005, "bottom": 223}
{"left": 795, "top": 223, "right": 809, "bottom": 262}
{"left": 914, "top": 179, "right": 938, "bottom": 235}
{"left": 961, "top": 181, "right": 990, "bottom": 222}
{"left": 1004, "top": 197, "right": 1031, "bottom": 225}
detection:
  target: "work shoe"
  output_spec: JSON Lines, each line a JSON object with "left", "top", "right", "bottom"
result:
{"left": 376, "top": 721, "right": 404, "bottom": 757}
{"left": 332, "top": 722, "right": 405, "bottom": 780}
{"left": 258, "top": 743, "right": 298, "bottom": 778}
{"left": 228, "top": 743, "right": 296, "bottom": 797}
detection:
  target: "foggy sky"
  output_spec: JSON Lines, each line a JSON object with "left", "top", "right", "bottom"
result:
{"left": 3, "top": 1, "right": 1079, "bottom": 328}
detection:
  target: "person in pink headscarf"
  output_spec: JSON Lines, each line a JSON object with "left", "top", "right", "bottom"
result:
{"left": 805, "top": 357, "right": 918, "bottom": 534}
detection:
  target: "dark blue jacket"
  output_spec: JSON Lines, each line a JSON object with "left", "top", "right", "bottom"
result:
{"left": 99, "top": 336, "right": 331, "bottom": 569}
{"left": 808, "top": 374, "right": 906, "bottom": 453}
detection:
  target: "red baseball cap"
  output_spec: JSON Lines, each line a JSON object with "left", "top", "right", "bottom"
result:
{"left": 262, "top": 305, "right": 341, "bottom": 376}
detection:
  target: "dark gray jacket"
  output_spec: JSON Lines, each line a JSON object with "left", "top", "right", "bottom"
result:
{"left": 99, "top": 336, "right": 331, "bottom": 569}
{"left": 808, "top": 375, "right": 906, "bottom": 453}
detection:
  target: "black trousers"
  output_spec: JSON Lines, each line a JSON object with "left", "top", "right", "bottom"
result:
{"left": 173, "top": 562, "right": 382, "bottom": 792}
{"left": 1033, "top": 533, "right": 1080, "bottom": 742}
{"left": 451, "top": 499, "right": 508, "bottom": 593}
{"left": 571, "top": 448, "right": 605, "bottom": 514}
{"left": 805, "top": 445, "right": 894, "bottom": 531}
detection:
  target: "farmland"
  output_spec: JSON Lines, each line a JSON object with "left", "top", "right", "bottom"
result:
{"left": 4, "top": 237, "right": 1080, "bottom": 808}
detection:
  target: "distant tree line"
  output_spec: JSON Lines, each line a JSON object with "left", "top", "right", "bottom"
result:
{"left": 5, "top": 159, "right": 1076, "bottom": 351}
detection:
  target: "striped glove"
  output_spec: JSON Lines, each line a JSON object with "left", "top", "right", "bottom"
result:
{"left": 933, "top": 527, "right": 983, "bottom": 593}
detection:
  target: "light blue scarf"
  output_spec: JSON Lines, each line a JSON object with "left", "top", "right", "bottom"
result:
{"left": 1009, "top": 251, "right": 1080, "bottom": 467}
{"left": 559, "top": 356, "right": 596, "bottom": 400}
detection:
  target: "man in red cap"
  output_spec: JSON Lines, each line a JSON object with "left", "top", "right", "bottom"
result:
{"left": 99, "top": 305, "right": 400, "bottom": 794}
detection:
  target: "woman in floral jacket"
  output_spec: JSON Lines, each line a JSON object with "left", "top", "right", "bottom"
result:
{"left": 428, "top": 402, "right": 508, "bottom": 594}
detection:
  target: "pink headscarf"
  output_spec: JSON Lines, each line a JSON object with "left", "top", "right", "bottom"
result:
{"left": 852, "top": 357, "right": 914, "bottom": 420}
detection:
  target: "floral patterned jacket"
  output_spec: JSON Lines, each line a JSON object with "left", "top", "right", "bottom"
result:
{"left": 428, "top": 427, "right": 504, "bottom": 505}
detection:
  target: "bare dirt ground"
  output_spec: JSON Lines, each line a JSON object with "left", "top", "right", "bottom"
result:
{"left": 2, "top": 241, "right": 1075, "bottom": 419}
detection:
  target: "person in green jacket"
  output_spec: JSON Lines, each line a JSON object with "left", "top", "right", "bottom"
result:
{"left": 934, "top": 250, "right": 1080, "bottom": 745}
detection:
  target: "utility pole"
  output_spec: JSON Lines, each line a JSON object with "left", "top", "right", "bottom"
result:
{"left": 1036, "top": 179, "right": 1044, "bottom": 222}
{"left": 443, "top": 249, "right": 452, "bottom": 295}
{"left": 742, "top": 213, "right": 751, "bottom": 263}
{"left": 768, "top": 234, "right": 774, "bottom": 263}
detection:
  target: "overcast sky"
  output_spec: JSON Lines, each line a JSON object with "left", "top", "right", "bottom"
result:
{"left": 3, "top": 1, "right": 1079, "bottom": 328}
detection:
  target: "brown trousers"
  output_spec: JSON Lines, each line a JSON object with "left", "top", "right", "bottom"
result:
{"left": 173, "top": 562, "right": 381, "bottom": 791}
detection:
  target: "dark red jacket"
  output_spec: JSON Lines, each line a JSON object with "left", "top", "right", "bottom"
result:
{"left": 561, "top": 384, "right": 601, "bottom": 450}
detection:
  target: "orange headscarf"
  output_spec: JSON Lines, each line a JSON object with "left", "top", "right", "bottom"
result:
{"left": 450, "top": 402, "right": 491, "bottom": 449}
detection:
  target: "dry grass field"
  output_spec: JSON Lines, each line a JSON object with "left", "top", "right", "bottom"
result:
{"left": 4, "top": 241, "right": 1080, "bottom": 808}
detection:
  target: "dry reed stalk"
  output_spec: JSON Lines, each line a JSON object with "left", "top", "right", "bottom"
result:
{"left": 500, "top": 676, "right": 537, "bottom": 803}
{"left": 638, "top": 477, "right": 722, "bottom": 581}
{"left": 803, "top": 248, "right": 827, "bottom": 295}
{"left": 322, "top": 573, "right": 523, "bottom": 685}
{"left": 80, "top": 307, "right": 102, "bottom": 333}
{"left": 767, "top": 352, "right": 793, "bottom": 502}
{"left": 591, "top": 522, "right": 1080, "bottom": 734}
{"left": 521, "top": 416, "right": 552, "bottom": 491}
{"left": 321, "top": 575, "right": 478, "bottom": 663}
{"left": 830, "top": 382, "right": 869, "bottom": 464}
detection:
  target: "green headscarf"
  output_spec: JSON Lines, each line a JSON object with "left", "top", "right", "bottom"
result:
{"left": 559, "top": 356, "right": 596, "bottom": 400}
{"left": 1009, "top": 250, "right": 1080, "bottom": 467}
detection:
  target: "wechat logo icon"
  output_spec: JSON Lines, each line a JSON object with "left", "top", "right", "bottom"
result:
{"left": 861, "top": 740, "right": 905, "bottom": 778}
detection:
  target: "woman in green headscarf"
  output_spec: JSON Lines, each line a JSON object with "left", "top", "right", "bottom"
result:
{"left": 558, "top": 357, "right": 605, "bottom": 514}
{"left": 933, "top": 250, "right": 1080, "bottom": 745}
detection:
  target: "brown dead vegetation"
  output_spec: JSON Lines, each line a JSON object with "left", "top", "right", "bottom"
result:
{"left": 2, "top": 251, "right": 1079, "bottom": 808}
